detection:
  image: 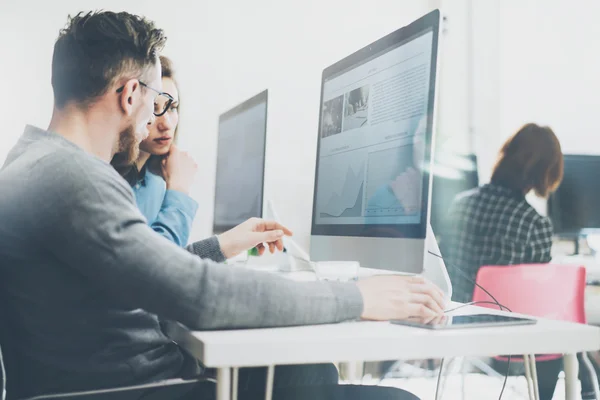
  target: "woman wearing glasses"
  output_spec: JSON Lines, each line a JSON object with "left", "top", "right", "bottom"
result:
{"left": 112, "top": 55, "right": 198, "bottom": 247}
{"left": 112, "top": 56, "right": 291, "bottom": 260}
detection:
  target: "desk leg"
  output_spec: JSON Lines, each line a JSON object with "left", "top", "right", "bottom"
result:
{"left": 340, "top": 361, "right": 362, "bottom": 382}
{"left": 217, "top": 368, "right": 232, "bottom": 400}
{"left": 564, "top": 353, "right": 579, "bottom": 400}
{"left": 265, "top": 365, "right": 275, "bottom": 400}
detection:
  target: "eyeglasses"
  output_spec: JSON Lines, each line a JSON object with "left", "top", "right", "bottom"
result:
{"left": 116, "top": 80, "right": 175, "bottom": 117}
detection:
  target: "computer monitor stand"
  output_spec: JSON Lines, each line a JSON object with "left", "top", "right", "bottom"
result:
{"left": 262, "top": 200, "right": 452, "bottom": 299}
{"left": 423, "top": 224, "right": 453, "bottom": 301}
{"left": 354, "top": 226, "right": 452, "bottom": 301}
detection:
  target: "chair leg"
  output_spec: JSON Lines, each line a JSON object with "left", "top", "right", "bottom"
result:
{"left": 528, "top": 355, "right": 540, "bottom": 400}
{"left": 580, "top": 352, "right": 600, "bottom": 400}
{"left": 524, "top": 354, "right": 535, "bottom": 400}
{"left": 265, "top": 365, "right": 275, "bottom": 400}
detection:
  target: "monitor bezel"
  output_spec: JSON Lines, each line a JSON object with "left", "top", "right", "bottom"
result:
{"left": 310, "top": 9, "right": 440, "bottom": 239}
{"left": 212, "top": 89, "right": 269, "bottom": 235}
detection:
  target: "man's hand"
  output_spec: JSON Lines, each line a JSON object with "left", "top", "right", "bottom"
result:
{"left": 162, "top": 144, "right": 198, "bottom": 195}
{"left": 217, "top": 218, "right": 293, "bottom": 259}
{"left": 356, "top": 275, "right": 446, "bottom": 321}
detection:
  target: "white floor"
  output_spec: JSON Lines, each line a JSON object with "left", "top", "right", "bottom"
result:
{"left": 350, "top": 374, "right": 571, "bottom": 400}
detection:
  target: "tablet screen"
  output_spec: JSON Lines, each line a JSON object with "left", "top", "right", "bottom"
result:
{"left": 391, "top": 314, "right": 537, "bottom": 329}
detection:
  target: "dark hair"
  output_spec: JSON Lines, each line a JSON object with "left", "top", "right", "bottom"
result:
{"left": 112, "top": 55, "right": 180, "bottom": 186}
{"left": 52, "top": 11, "right": 167, "bottom": 108}
{"left": 491, "top": 123, "right": 564, "bottom": 198}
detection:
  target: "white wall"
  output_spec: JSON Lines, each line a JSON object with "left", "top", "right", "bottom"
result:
{"left": 0, "top": 1, "right": 182, "bottom": 160}
{"left": 435, "top": 0, "right": 470, "bottom": 155}
{"left": 1, "top": 1, "right": 443, "bottom": 250}
{"left": 174, "top": 1, "right": 440, "bottom": 248}
{"left": 467, "top": 0, "right": 600, "bottom": 214}
{"left": 12, "top": 1, "right": 593, "bottom": 249}
{"left": 498, "top": 0, "right": 600, "bottom": 156}
{"left": 469, "top": 0, "right": 600, "bottom": 176}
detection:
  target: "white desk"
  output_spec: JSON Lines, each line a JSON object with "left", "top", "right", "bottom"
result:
{"left": 167, "top": 303, "right": 600, "bottom": 400}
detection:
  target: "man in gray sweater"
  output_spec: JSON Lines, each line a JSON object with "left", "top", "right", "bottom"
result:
{"left": 0, "top": 10, "right": 444, "bottom": 400}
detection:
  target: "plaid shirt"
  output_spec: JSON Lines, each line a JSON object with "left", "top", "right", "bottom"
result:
{"left": 442, "top": 183, "right": 553, "bottom": 303}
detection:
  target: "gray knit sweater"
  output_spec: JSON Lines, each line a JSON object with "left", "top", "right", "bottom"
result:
{"left": 0, "top": 125, "right": 363, "bottom": 397}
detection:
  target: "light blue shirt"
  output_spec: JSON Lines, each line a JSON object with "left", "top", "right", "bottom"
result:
{"left": 132, "top": 169, "right": 198, "bottom": 247}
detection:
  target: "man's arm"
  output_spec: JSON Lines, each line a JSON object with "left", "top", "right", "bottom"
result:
{"left": 186, "top": 236, "right": 226, "bottom": 263}
{"left": 40, "top": 158, "right": 363, "bottom": 330}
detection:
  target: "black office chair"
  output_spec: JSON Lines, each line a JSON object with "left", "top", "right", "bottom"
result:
{"left": 0, "top": 343, "right": 213, "bottom": 400}
{"left": 0, "top": 318, "right": 211, "bottom": 400}
{"left": 13, "top": 377, "right": 213, "bottom": 400}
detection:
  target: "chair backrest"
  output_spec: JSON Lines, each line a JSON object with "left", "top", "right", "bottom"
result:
{"left": 472, "top": 264, "right": 587, "bottom": 324}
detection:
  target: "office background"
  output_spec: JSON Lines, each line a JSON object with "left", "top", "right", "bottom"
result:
{"left": 1, "top": 0, "right": 599, "bottom": 250}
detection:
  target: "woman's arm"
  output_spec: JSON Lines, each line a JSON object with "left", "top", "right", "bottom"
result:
{"left": 529, "top": 216, "right": 554, "bottom": 263}
{"left": 150, "top": 188, "right": 198, "bottom": 247}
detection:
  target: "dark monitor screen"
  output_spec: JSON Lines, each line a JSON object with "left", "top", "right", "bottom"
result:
{"left": 548, "top": 154, "right": 600, "bottom": 236}
{"left": 213, "top": 90, "right": 268, "bottom": 234}
{"left": 430, "top": 154, "right": 479, "bottom": 237}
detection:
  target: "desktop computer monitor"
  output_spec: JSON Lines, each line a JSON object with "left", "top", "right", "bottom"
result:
{"left": 310, "top": 10, "right": 441, "bottom": 272}
{"left": 212, "top": 90, "right": 268, "bottom": 234}
{"left": 548, "top": 154, "right": 600, "bottom": 237}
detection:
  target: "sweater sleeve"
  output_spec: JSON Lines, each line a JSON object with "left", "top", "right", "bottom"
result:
{"left": 39, "top": 156, "right": 364, "bottom": 330}
{"left": 186, "top": 236, "right": 227, "bottom": 263}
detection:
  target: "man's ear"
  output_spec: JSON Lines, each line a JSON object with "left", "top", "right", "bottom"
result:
{"left": 118, "top": 79, "right": 140, "bottom": 116}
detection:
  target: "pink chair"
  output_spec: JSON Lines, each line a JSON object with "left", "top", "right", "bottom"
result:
{"left": 473, "top": 264, "right": 587, "bottom": 362}
{"left": 471, "top": 264, "right": 598, "bottom": 399}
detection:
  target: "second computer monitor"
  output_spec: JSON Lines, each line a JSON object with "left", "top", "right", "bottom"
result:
{"left": 212, "top": 90, "right": 268, "bottom": 234}
{"left": 310, "top": 10, "right": 441, "bottom": 272}
{"left": 430, "top": 154, "right": 479, "bottom": 239}
{"left": 548, "top": 154, "right": 600, "bottom": 237}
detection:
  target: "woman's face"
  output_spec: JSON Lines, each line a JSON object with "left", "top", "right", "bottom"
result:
{"left": 139, "top": 77, "right": 179, "bottom": 156}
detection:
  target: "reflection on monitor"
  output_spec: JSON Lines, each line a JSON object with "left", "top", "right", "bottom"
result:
{"left": 430, "top": 154, "right": 479, "bottom": 240}
{"left": 310, "top": 10, "right": 441, "bottom": 272}
{"left": 213, "top": 90, "right": 268, "bottom": 234}
{"left": 548, "top": 154, "right": 600, "bottom": 236}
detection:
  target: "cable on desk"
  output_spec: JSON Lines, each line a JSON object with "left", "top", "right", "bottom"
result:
{"left": 428, "top": 251, "right": 512, "bottom": 400}
{"left": 434, "top": 358, "right": 445, "bottom": 400}
{"left": 444, "top": 301, "right": 512, "bottom": 314}
{"left": 428, "top": 251, "right": 509, "bottom": 312}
